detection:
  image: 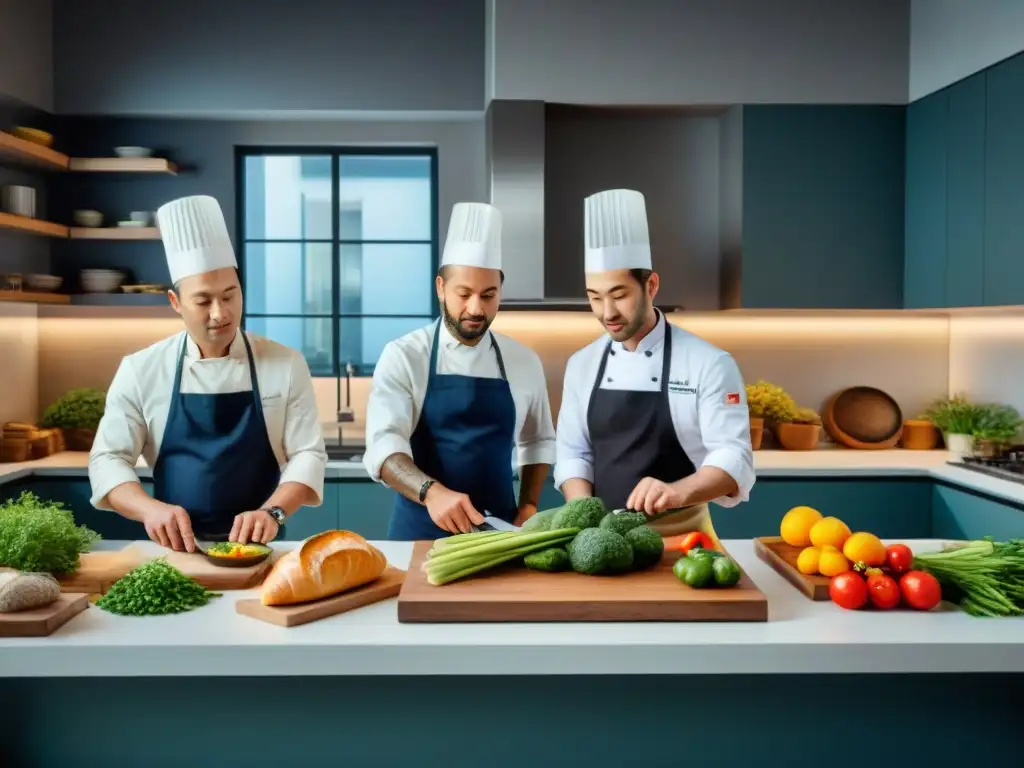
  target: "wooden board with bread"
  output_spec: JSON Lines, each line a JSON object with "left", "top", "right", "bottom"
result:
{"left": 235, "top": 530, "right": 406, "bottom": 627}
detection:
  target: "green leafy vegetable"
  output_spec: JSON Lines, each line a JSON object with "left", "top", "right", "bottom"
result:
{"left": 96, "top": 559, "right": 221, "bottom": 616}
{"left": 524, "top": 546, "right": 570, "bottom": 572}
{"left": 567, "top": 528, "right": 634, "bottom": 575}
{"left": 40, "top": 387, "right": 106, "bottom": 431}
{"left": 423, "top": 528, "right": 580, "bottom": 585}
{"left": 913, "top": 537, "right": 1024, "bottom": 617}
{"left": 623, "top": 525, "right": 664, "bottom": 570}
{"left": 0, "top": 491, "right": 100, "bottom": 574}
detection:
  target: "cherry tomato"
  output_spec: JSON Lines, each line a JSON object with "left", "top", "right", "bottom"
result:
{"left": 866, "top": 572, "right": 900, "bottom": 609}
{"left": 885, "top": 544, "right": 914, "bottom": 574}
{"left": 829, "top": 571, "right": 868, "bottom": 610}
{"left": 899, "top": 570, "right": 942, "bottom": 611}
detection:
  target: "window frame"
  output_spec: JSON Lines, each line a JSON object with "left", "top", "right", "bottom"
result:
{"left": 234, "top": 145, "right": 440, "bottom": 377}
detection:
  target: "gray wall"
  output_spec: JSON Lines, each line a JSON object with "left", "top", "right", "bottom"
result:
{"left": 909, "top": 0, "right": 1024, "bottom": 101}
{"left": 53, "top": 0, "right": 485, "bottom": 115}
{"left": 0, "top": 0, "right": 53, "bottom": 111}
{"left": 718, "top": 106, "right": 743, "bottom": 310}
{"left": 492, "top": 0, "right": 911, "bottom": 105}
{"left": 543, "top": 106, "right": 722, "bottom": 310}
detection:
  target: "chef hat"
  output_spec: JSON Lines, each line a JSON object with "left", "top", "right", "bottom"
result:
{"left": 440, "top": 202, "right": 502, "bottom": 270}
{"left": 156, "top": 195, "right": 237, "bottom": 285}
{"left": 583, "top": 188, "right": 652, "bottom": 273}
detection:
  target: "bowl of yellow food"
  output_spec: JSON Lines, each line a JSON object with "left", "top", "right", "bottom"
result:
{"left": 202, "top": 541, "right": 272, "bottom": 568}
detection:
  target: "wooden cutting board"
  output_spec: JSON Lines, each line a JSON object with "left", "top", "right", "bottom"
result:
{"left": 236, "top": 566, "right": 407, "bottom": 627}
{"left": 0, "top": 593, "right": 90, "bottom": 637}
{"left": 754, "top": 536, "right": 830, "bottom": 600}
{"left": 398, "top": 541, "right": 768, "bottom": 622}
{"left": 55, "top": 549, "right": 146, "bottom": 595}
{"left": 119, "top": 544, "right": 285, "bottom": 591}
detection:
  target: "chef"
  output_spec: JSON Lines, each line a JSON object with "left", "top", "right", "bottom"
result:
{"left": 363, "top": 202, "right": 556, "bottom": 540}
{"left": 88, "top": 195, "right": 327, "bottom": 551}
{"left": 554, "top": 188, "right": 755, "bottom": 541}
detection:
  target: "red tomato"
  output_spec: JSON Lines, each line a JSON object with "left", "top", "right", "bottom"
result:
{"left": 886, "top": 544, "right": 914, "bottom": 574}
{"left": 829, "top": 571, "right": 868, "bottom": 610}
{"left": 866, "top": 572, "right": 900, "bottom": 609}
{"left": 899, "top": 570, "right": 942, "bottom": 610}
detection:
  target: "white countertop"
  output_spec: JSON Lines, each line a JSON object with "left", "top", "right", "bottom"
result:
{"left": 1, "top": 538, "right": 1020, "bottom": 677}
{"left": 4, "top": 449, "right": 1024, "bottom": 506}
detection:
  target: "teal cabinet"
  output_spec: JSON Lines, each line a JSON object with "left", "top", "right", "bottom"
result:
{"left": 711, "top": 478, "right": 933, "bottom": 539}
{"left": 945, "top": 75, "right": 986, "bottom": 307}
{"left": 740, "top": 105, "right": 906, "bottom": 309}
{"left": 284, "top": 483, "right": 340, "bottom": 541}
{"left": 903, "top": 90, "right": 948, "bottom": 308}
{"left": 983, "top": 54, "right": 1024, "bottom": 306}
{"left": 335, "top": 481, "right": 395, "bottom": 540}
{"left": 931, "top": 484, "right": 1024, "bottom": 541}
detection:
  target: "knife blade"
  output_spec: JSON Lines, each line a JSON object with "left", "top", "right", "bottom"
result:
{"left": 472, "top": 511, "right": 520, "bottom": 532}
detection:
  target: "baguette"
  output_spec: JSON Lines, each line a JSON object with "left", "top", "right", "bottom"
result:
{"left": 260, "top": 530, "right": 387, "bottom": 606}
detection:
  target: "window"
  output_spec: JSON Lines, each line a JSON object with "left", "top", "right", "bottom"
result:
{"left": 237, "top": 148, "right": 439, "bottom": 376}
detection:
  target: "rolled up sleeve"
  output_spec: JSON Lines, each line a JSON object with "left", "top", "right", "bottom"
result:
{"left": 553, "top": 357, "right": 594, "bottom": 490}
{"left": 516, "top": 356, "right": 556, "bottom": 467}
{"left": 89, "top": 358, "right": 147, "bottom": 510}
{"left": 278, "top": 352, "right": 328, "bottom": 505}
{"left": 697, "top": 352, "right": 756, "bottom": 508}
{"left": 362, "top": 342, "right": 417, "bottom": 483}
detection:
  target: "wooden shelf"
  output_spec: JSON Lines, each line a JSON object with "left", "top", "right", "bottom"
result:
{"left": 70, "top": 227, "right": 161, "bottom": 240}
{"left": 0, "top": 212, "right": 70, "bottom": 238}
{"left": 0, "top": 131, "right": 70, "bottom": 171}
{"left": 68, "top": 157, "right": 177, "bottom": 174}
{"left": 0, "top": 290, "right": 70, "bottom": 305}
{"left": 71, "top": 292, "right": 168, "bottom": 306}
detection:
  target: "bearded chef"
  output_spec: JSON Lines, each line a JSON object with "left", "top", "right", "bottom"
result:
{"left": 88, "top": 195, "right": 327, "bottom": 551}
{"left": 554, "top": 188, "right": 755, "bottom": 543}
{"left": 363, "top": 202, "right": 556, "bottom": 540}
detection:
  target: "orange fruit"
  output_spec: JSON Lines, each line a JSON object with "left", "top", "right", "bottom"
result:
{"left": 780, "top": 506, "right": 823, "bottom": 547}
{"left": 818, "top": 547, "right": 851, "bottom": 577}
{"left": 809, "top": 517, "right": 851, "bottom": 549}
{"left": 843, "top": 532, "right": 886, "bottom": 566}
{"left": 796, "top": 546, "right": 821, "bottom": 575}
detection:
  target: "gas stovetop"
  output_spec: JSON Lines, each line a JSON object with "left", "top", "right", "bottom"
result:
{"left": 950, "top": 450, "right": 1024, "bottom": 485}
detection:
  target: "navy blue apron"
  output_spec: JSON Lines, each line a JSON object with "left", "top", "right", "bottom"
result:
{"left": 153, "top": 332, "right": 282, "bottom": 541}
{"left": 387, "top": 321, "right": 517, "bottom": 540}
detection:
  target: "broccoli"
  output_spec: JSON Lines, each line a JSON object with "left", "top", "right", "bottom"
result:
{"left": 519, "top": 507, "right": 558, "bottom": 532}
{"left": 524, "top": 546, "right": 570, "bottom": 572}
{"left": 567, "top": 528, "right": 633, "bottom": 575}
{"left": 550, "top": 497, "right": 607, "bottom": 531}
{"left": 599, "top": 510, "right": 647, "bottom": 537}
{"left": 624, "top": 526, "right": 664, "bottom": 570}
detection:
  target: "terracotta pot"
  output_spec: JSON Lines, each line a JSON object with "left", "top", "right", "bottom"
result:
{"left": 62, "top": 428, "right": 96, "bottom": 452}
{"left": 775, "top": 422, "right": 821, "bottom": 451}
{"left": 749, "top": 417, "right": 764, "bottom": 450}
{"left": 899, "top": 419, "right": 939, "bottom": 450}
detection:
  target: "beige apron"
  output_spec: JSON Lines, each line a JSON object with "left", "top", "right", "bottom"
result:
{"left": 643, "top": 502, "right": 723, "bottom": 549}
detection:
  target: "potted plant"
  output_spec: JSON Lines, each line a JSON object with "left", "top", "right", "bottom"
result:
{"left": 40, "top": 388, "right": 106, "bottom": 452}
{"left": 921, "top": 394, "right": 980, "bottom": 459}
{"left": 745, "top": 379, "right": 797, "bottom": 450}
{"left": 900, "top": 417, "right": 940, "bottom": 450}
{"left": 774, "top": 406, "right": 822, "bottom": 451}
{"left": 972, "top": 403, "right": 1023, "bottom": 457}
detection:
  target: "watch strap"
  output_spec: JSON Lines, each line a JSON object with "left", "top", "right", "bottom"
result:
{"left": 262, "top": 506, "right": 286, "bottom": 524}
{"left": 418, "top": 479, "right": 435, "bottom": 503}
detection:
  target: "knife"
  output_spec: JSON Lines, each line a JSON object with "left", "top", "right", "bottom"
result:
{"left": 472, "top": 511, "right": 520, "bottom": 532}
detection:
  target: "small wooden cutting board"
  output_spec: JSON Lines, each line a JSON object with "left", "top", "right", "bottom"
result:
{"left": 754, "top": 536, "right": 830, "bottom": 600}
{"left": 55, "top": 549, "right": 146, "bottom": 595}
{"left": 236, "top": 566, "right": 406, "bottom": 627}
{"left": 0, "top": 593, "right": 90, "bottom": 637}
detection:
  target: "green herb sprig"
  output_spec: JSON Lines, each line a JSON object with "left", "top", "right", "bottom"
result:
{"left": 913, "top": 538, "right": 1024, "bottom": 618}
{"left": 96, "top": 559, "right": 221, "bottom": 616}
{"left": 0, "top": 491, "right": 100, "bottom": 574}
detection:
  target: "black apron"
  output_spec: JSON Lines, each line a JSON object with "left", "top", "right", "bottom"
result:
{"left": 586, "top": 321, "right": 696, "bottom": 510}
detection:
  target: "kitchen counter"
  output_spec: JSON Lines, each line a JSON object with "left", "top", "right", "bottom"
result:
{"left": 2, "top": 537, "right": 1020, "bottom": 766}
{"left": 2, "top": 537, "right": 1021, "bottom": 678}
{"left": 5, "top": 448, "right": 1024, "bottom": 505}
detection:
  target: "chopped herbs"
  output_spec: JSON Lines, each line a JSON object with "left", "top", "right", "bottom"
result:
{"left": 96, "top": 559, "right": 221, "bottom": 616}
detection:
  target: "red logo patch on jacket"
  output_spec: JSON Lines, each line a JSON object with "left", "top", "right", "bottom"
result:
{"left": 725, "top": 392, "right": 741, "bottom": 405}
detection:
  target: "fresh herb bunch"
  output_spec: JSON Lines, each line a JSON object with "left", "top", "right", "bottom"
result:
{"left": 96, "top": 559, "right": 221, "bottom": 616}
{"left": 972, "top": 403, "right": 1023, "bottom": 443}
{"left": 920, "top": 393, "right": 980, "bottom": 436}
{"left": 913, "top": 537, "right": 1024, "bottom": 617}
{"left": 40, "top": 387, "right": 106, "bottom": 431}
{"left": 0, "top": 491, "right": 100, "bottom": 574}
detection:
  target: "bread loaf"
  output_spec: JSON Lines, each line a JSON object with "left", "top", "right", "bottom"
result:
{"left": 0, "top": 571, "right": 61, "bottom": 612}
{"left": 260, "top": 530, "right": 387, "bottom": 606}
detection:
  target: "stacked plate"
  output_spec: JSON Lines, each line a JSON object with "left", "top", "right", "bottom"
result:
{"left": 25, "top": 274, "right": 62, "bottom": 292}
{"left": 80, "top": 269, "right": 125, "bottom": 293}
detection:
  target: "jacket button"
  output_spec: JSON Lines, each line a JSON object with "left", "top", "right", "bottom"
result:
{"left": 610, "top": 349, "right": 616, "bottom": 356}
{"left": 607, "top": 377, "right": 613, "bottom": 383}
{"left": 652, "top": 377, "right": 658, "bottom": 382}
{"left": 645, "top": 350, "right": 653, "bottom": 357}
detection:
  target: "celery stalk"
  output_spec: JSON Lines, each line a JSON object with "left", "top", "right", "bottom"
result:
{"left": 424, "top": 533, "right": 576, "bottom": 578}
{"left": 427, "top": 531, "right": 518, "bottom": 558}
{"left": 423, "top": 528, "right": 578, "bottom": 571}
{"left": 426, "top": 536, "right": 577, "bottom": 585}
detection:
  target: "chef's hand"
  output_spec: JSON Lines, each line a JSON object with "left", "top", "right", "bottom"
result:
{"left": 230, "top": 509, "right": 280, "bottom": 544}
{"left": 626, "top": 477, "right": 686, "bottom": 516}
{"left": 513, "top": 503, "right": 537, "bottom": 527}
{"left": 143, "top": 503, "right": 196, "bottom": 552}
{"left": 424, "top": 484, "right": 485, "bottom": 534}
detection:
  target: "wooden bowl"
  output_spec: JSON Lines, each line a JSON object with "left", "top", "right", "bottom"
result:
{"left": 823, "top": 387, "right": 903, "bottom": 449}
{"left": 201, "top": 542, "right": 272, "bottom": 568}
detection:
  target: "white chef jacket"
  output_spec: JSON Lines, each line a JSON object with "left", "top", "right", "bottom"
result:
{"left": 554, "top": 313, "right": 755, "bottom": 508}
{"left": 363, "top": 320, "right": 556, "bottom": 482}
{"left": 88, "top": 330, "right": 327, "bottom": 510}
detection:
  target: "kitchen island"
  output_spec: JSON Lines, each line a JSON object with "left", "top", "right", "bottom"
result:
{"left": 1, "top": 539, "right": 1021, "bottom": 766}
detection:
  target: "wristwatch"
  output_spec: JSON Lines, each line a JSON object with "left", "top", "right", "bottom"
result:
{"left": 418, "top": 479, "right": 435, "bottom": 503}
{"left": 262, "top": 506, "right": 286, "bottom": 525}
